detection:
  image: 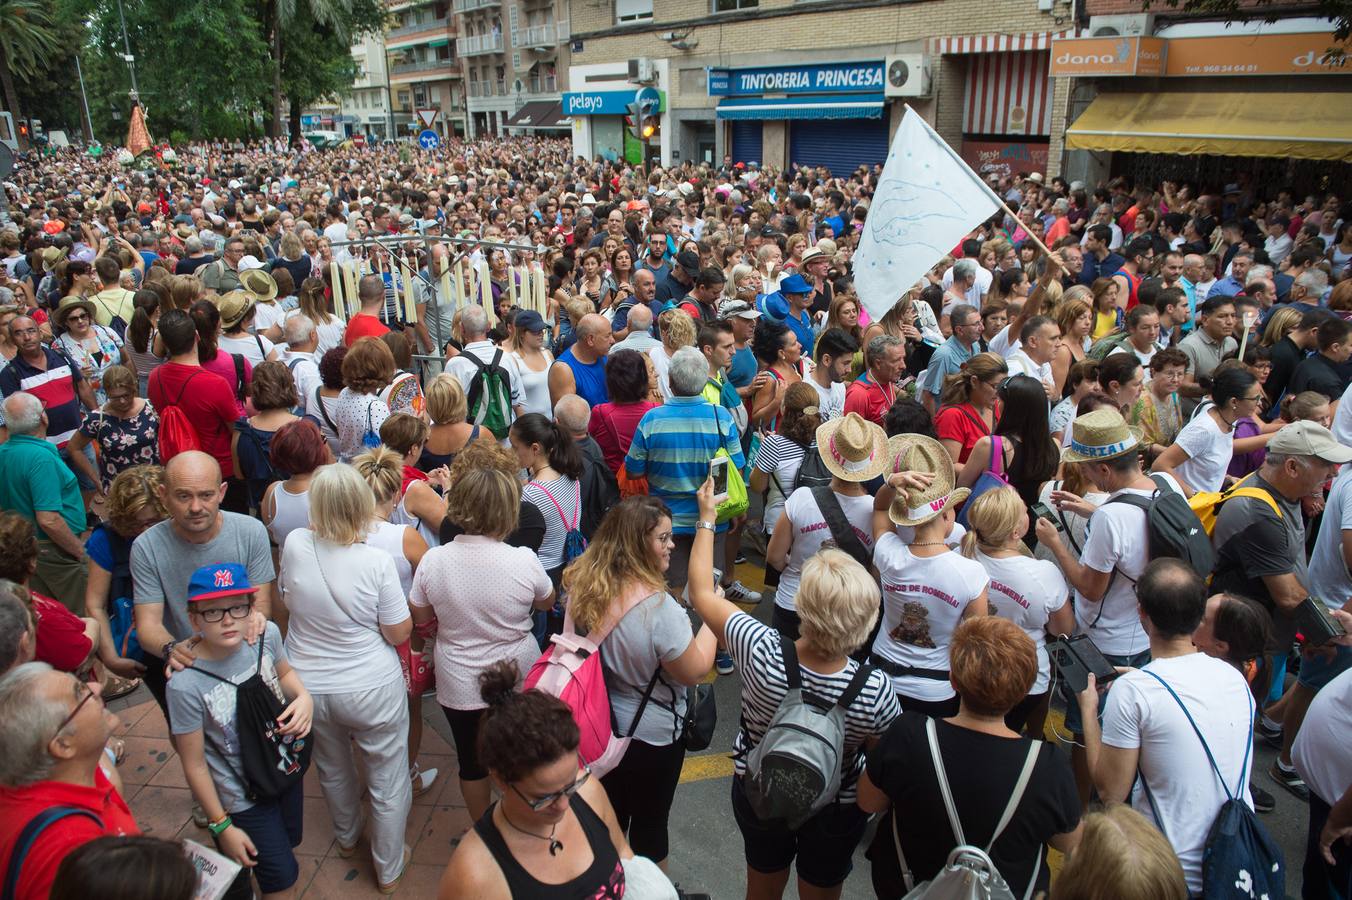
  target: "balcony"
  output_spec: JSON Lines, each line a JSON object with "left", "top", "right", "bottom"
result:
{"left": 525, "top": 74, "right": 557, "bottom": 93}
{"left": 468, "top": 79, "right": 508, "bottom": 97}
{"left": 456, "top": 32, "right": 503, "bottom": 56}
{"left": 452, "top": 0, "right": 499, "bottom": 12}
{"left": 386, "top": 15, "right": 451, "bottom": 40}
{"left": 390, "top": 57, "right": 459, "bottom": 77}
{"left": 511, "top": 20, "right": 568, "bottom": 49}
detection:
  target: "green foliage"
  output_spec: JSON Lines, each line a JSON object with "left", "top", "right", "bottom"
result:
{"left": 1144, "top": 0, "right": 1352, "bottom": 42}
{"left": 0, "top": 0, "right": 61, "bottom": 80}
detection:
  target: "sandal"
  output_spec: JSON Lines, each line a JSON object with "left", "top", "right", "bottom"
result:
{"left": 102, "top": 675, "right": 141, "bottom": 701}
{"left": 106, "top": 737, "right": 127, "bottom": 766}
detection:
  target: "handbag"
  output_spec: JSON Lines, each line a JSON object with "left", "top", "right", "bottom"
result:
{"left": 679, "top": 682, "right": 717, "bottom": 751}
{"left": 712, "top": 407, "right": 749, "bottom": 523}
{"left": 894, "top": 718, "right": 1043, "bottom": 900}
{"left": 956, "top": 435, "right": 1009, "bottom": 528}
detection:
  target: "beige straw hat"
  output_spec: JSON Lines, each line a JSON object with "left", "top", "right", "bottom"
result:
{"left": 1060, "top": 408, "right": 1144, "bottom": 465}
{"left": 885, "top": 434, "right": 970, "bottom": 527}
{"left": 815, "top": 412, "right": 889, "bottom": 482}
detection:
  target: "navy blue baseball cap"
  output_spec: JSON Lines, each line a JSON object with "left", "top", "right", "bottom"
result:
{"left": 515, "top": 310, "right": 547, "bottom": 332}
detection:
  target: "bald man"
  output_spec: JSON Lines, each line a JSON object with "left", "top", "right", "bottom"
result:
{"left": 550, "top": 313, "right": 614, "bottom": 408}
{"left": 131, "top": 451, "right": 275, "bottom": 725}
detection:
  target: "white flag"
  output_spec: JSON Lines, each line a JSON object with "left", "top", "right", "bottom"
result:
{"left": 853, "top": 108, "right": 1004, "bottom": 324}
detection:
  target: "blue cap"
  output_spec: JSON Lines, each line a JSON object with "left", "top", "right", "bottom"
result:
{"left": 763, "top": 292, "right": 790, "bottom": 321}
{"left": 187, "top": 563, "right": 256, "bottom": 603}
{"left": 515, "top": 310, "right": 547, "bottom": 332}
{"left": 778, "top": 273, "right": 812, "bottom": 295}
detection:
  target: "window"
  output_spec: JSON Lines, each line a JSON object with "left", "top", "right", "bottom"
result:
{"left": 615, "top": 0, "right": 652, "bottom": 23}
{"left": 713, "top": 0, "right": 756, "bottom": 9}
{"left": 398, "top": 91, "right": 411, "bottom": 106}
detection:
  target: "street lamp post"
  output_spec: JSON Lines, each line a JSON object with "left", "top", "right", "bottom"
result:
{"left": 74, "top": 54, "right": 94, "bottom": 143}
{"left": 113, "top": 0, "right": 140, "bottom": 101}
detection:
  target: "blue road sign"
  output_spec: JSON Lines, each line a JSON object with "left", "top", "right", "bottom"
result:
{"left": 418, "top": 129, "right": 441, "bottom": 150}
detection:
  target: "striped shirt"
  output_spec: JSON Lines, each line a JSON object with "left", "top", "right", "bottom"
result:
{"left": 726, "top": 612, "right": 900, "bottom": 801}
{"left": 0, "top": 348, "right": 85, "bottom": 447}
{"left": 624, "top": 395, "right": 745, "bottom": 534}
{"left": 523, "top": 476, "right": 581, "bottom": 572}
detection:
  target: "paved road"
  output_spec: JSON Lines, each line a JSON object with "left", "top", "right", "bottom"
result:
{"left": 663, "top": 561, "right": 1312, "bottom": 900}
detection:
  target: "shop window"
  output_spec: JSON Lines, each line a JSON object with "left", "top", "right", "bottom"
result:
{"left": 713, "top": 0, "right": 757, "bottom": 10}
{"left": 615, "top": 0, "right": 652, "bottom": 23}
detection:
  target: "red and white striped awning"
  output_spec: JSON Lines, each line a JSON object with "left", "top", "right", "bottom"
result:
{"left": 930, "top": 31, "right": 1070, "bottom": 54}
{"left": 964, "top": 50, "right": 1053, "bottom": 136}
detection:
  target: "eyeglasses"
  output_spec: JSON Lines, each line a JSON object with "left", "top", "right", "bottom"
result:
{"left": 1241, "top": 393, "right": 1265, "bottom": 403}
{"left": 52, "top": 679, "right": 98, "bottom": 744}
{"left": 198, "top": 601, "right": 253, "bottom": 623}
{"left": 510, "top": 763, "right": 591, "bottom": 812}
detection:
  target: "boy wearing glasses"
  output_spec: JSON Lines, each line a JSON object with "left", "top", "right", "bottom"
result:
{"left": 168, "top": 563, "right": 312, "bottom": 900}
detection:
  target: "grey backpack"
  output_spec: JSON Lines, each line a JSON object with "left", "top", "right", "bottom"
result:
{"left": 744, "top": 638, "right": 873, "bottom": 828}
{"left": 894, "top": 717, "right": 1043, "bottom": 900}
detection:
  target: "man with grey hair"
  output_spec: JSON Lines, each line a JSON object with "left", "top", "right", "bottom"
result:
{"left": 941, "top": 256, "right": 990, "bottom": 306}
{"left": 446, "top": 303, "right": 524, "bottom": 435}
{"left": 174, "top": 235, "right": 212, "bottom": 276}
{"left": 0, "top": 392, "right": 89, "bottom": 613}
{"left": 555, "top": 395, "right": 618, "bottom": 539}
{"left": 280, "top": 314, "right": 321, "bottom": 416}
{"left": 625, "top": 345, "right": 745, "bottom": 603}
{"left": 844, "top": 334, "right": 906, "bottom": 425}
{"left": 0, "top": 581, "right": 34, "bottom": 676}
{"left": 0, "top": 663, "right": 136, "bottom": 898}
{"left": 611, "top": 303, "right": 660, "bottom": 353}
{"left": 920, "top": 303, "right": 982, "bottom": 414}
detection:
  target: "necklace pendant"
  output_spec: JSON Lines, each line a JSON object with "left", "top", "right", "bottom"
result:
{"left": 548, "top": 838, "right": 563, "bottom": 856}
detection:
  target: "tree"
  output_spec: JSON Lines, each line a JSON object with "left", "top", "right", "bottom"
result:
{"left": 0, "top": 0, "right": 61, "bottom": 147}
{"left": 1147, "top": 0, "right": 1352, "bottom": 42}
{"left": 267, "top": 0, "right": 384, "bottom": 142}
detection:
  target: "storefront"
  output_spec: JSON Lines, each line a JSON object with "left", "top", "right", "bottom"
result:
{"left": 563, "top": 87, "right": 666, "bottom": 165}
{"left": 709, "top": 60, "right": 889, "bottom": 174}
{"left": 1055, "top": 21, "right": 1352, "bottom": 190}
{"left": 929, "top": 31, "right": 1060, "bottom": 178}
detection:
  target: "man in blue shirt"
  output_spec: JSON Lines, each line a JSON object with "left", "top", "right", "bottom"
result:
{"left": 920, "top": 304, "right": 982, "bottom": 414}
{"left": 763, "top": 273, "right": 816, "bottom": 358}
{"left": 1206, "top": 250, "right": 1252, "bottom": 301}
{"left": 1079, "top": 224, "right": 1125, "bottom": 288}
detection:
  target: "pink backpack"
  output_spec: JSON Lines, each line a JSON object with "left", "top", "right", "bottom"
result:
{"left": 523, "top": 590, "right": 659, "bottom": 778}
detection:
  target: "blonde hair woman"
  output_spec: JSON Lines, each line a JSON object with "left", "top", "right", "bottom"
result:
{"left": 291, "top": 276, "right": 345, "bottom": 354}
{"left": 1259, "top": 305, "right": 1301, "bottom": 348}
{"left": 279, "top": 463, "right": 414, "bottom": 893}
{"left": 960, "top": 486, "right": 1075, "bottom": 735}
{"left": 418, "top": 373, "right": 494, "bottom": 473}
{"left": 562, "top": 496, "right": 716, "bottom": 867}
{"left": 649, "top": 308, "right": 697, "bottom": 399}
{"left": 352, "top": 445, "right": 437, "bottom": 798}
{"left": 1051, "top": 804, "right": 1187, "bottom": 900}
{"left": 410, "top": 465, "right": 552, "bottom": 821}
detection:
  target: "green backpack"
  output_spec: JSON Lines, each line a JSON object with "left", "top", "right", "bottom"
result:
{"left": 1087, "top": 330, "right": 1132, "bottom": 361}
{"left": 465, "top": 349, "right": 514, "bottom": 440}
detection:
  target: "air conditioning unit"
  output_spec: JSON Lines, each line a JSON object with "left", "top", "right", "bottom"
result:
{"left": 884, "top": 54, "right": 931, "bottom": 98}
{"left": 1088, "top": 14, "right": 1154, "bottom": 37}
{"left": 627, "top": 57, "right": 656, "bottom": 85}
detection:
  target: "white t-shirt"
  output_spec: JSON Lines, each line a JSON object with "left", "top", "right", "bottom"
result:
{"left": 218, "top": 332, "right": 276, "bottom": 367}
{"left": 1102, "top": 654, "right": 1255, "bottom": 895}
{"left": 1292, "top": 666, "right": 1352, "bottom": 807}
{"left": 805, "top": 376, "right": 846, "bottom": 422}
{"left": 279, "top": 529, "right": 407, "bottom": 694}
{"left": 286, "top": 309, "right": 345, "bottom": 356}
{"left": 776, "top": 487, "right": 875, "bottom": 612}
{"left": 1108, "top": 342, "right": 1157, "bottom": 383}
{"left": 1308, "top": 465, "right": 1352, "bottom": 611}
{"left": 1076, "top": 475, "right": 1183, "bottom": 656}
{"left": 1005, "top": 348, "right": 1054, "bottom": 394}
{"left": 253, "top": 301, "right": 285, "bottom": 336}
{"left": 989, "top": 324, "right": 1019, "bottom": 358}
{"left": 333, "top": 388, "right": 389, "bottom": 463}
{"left": 1332, "top": 380, "right": 1352, "bottom": 449}
{"left": 753, "top": 434, "right": 808, "bottom": 534}
{"left": 974, "top": 551, "right": 1069, "bottom": 693}
{"left": 941, "top": 265, "right": 993, "bottom": 306}
{"left": 871, "top": 533, "right": 990, "bottom": 701}
{"left": 1172, "top": 408, "right": 1233, "bottom": 495}
{"left": 279, "top": 351, "right": 320, "bottom": 416}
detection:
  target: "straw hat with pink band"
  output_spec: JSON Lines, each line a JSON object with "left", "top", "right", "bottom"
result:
{"left": 815, "top": 412, "right": 889, "bottom": 482}
{"left": 885, "top": 434, "right": 971, "bottom": 527}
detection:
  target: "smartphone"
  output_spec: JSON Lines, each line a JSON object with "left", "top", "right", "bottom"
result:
{"left": 1048, "top": 635, "right": 1120, "bottom": 694}
{"left": 1031, "top": 502, "right": 1064, "bottom": 532}
{"left": 709, "top": 456, "right": 729, "bottom": 506}
{"left": 1294, "top": 597, "right": 1347, "bottom": 646}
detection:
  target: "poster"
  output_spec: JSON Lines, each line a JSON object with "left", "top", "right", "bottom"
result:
{"left": 959, "top": 140, "right": 1050, "bottom": 180}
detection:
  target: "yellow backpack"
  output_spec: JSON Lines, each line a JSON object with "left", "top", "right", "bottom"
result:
{"left": 1188, "top": 473, "right": 1283, "bottom": 536}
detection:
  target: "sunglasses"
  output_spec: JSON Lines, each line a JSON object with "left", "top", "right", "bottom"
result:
{"left": 510, "top": 762, "right": 591, "bottom": 812}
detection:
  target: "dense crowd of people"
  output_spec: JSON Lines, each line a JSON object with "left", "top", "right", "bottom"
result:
{"left": 0, "top": 136, "right": 1349, "bottom": 900}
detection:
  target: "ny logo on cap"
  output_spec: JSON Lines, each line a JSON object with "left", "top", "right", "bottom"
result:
{"left": 214, "top": 569, "right": 235, "bottom": 588}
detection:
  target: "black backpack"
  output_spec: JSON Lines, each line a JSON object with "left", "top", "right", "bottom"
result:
{"left": 793, "top": 442, "right": 834, "bottom": 492}
{"left": 92, "top": 293, "right": 129, "bottom": 340}
{"left": 190, "top": 635, "right": 311, "bottom": 803}
{"left": 1105, "top": 473, "right": 1215, "bottom": 581}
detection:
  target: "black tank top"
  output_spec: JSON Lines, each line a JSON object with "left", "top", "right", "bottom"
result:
{"left": 473, "top": 794, "right": 625, "bottom": 899}
{"left": 415, "top": 424, "right": 479, "bottom": 473}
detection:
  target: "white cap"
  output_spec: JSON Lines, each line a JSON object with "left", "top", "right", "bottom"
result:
{"left": 237, "top": 255, "right": 266, "bottom": 272}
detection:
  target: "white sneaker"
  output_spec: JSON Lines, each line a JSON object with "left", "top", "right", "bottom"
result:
{"left": 722, "top": 580, "right": 762, "bottom": 604}
{"left": 411, "top": 763, "right": 439, "bottom": 797}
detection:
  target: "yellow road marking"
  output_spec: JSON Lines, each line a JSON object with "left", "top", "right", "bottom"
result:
{"left": 679, "top": 753, "right": 735, "bottom": 784}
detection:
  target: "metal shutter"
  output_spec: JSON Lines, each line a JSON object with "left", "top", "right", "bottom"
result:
{"left": 730, "top": 121, "right": 763, "bottom": 165}
{"left": 789, "top": 118, "right": 889, "bottom": 177}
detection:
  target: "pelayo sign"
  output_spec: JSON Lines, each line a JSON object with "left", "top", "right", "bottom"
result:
{"left": 707, "top": 61, "right": 884, "bottom": 96}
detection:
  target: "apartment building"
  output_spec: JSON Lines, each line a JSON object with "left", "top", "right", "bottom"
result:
{"left": 455, "top": 0, "right": 572, "bottom": 136}
{"left": 386, "top": 0, "right": 468, "bottom": 138}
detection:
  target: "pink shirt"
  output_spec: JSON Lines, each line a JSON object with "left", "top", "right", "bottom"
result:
{"left": 589, "top": 401, "right": 658, "bottom": 473}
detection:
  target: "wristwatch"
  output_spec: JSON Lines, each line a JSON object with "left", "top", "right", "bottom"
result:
{"left": 207, "top": 815, "right": 233, "bottom": 836}
{"left": 161, "top": 639, "right": 178, "bottom": 660}
{"left": 696, "top": 520, "right": 716, "bottom": 532}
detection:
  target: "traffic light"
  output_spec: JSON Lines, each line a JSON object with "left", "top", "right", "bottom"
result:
{"left": 625, "top": 96, "right": 660, "bottom": 142}
{"left": 17, "top": 121, "right": 28, "bottom": 139}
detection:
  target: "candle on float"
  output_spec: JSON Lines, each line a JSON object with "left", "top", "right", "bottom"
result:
{"left": 478, "top": 260, "right": 496, "bottom": 328}
{"left": 401, "top": 257, "right": 418, "bottom": 324}
{"left": 451, "top": 258, "right": 465, "bottom": 311}
{"left": 329, "top": 261, "right": 344, "bottom": 320}
{"left": 507, "top": 261, "right": 518, "bottom": 309}
{"left": 533, "top": 265, "right": 547, "bottom": 316}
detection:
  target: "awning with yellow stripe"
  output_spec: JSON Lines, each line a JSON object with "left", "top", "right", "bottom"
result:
{"left": 1065, "top": 92, "right": 1352, "bottom": 163}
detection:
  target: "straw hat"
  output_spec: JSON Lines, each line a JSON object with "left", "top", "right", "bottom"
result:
{"left": 38, "top": 246, "right": 69, "bottom": 274}
{"left": 215, "top": 291, "right": 255, "bottom": 329}
{"left": 885, "top": 434, "right": 970, "bottom": 527}
{"left": 815, "top": 413, "right": 889, "bottom": 482}
{"left": 54, "top": 297, "right": 97, "bottom": 330}
{"left": 239, "top": 268, "right": 278, "bottom": 303}
{"left": 1060, "top": 408, "right": 1144, "bottom": 465}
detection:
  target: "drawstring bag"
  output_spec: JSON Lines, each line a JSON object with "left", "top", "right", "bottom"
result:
{"left": 956, "top": 435, "right": 1009, "bottom": 528}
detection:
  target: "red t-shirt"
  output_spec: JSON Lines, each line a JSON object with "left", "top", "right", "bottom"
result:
{"left": 589, "top": 401, "right": 658, "bottom": 473}
{"left": 844, "top": 374, "right": 897, "bottom": 427}
{"left": 148, "top": 362, "right": 241, "bottom": 477}
{"left": 935, "top": 402, "right": 996, "bottom": 464}
{"left": 32, "top": 592, "right": 92, "bottom": 672}
{"left": 0, "top": 769, "right": 139, "bottom": 900}
{"left": 344, "top": 313, "right": 390, "bottom": 347}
